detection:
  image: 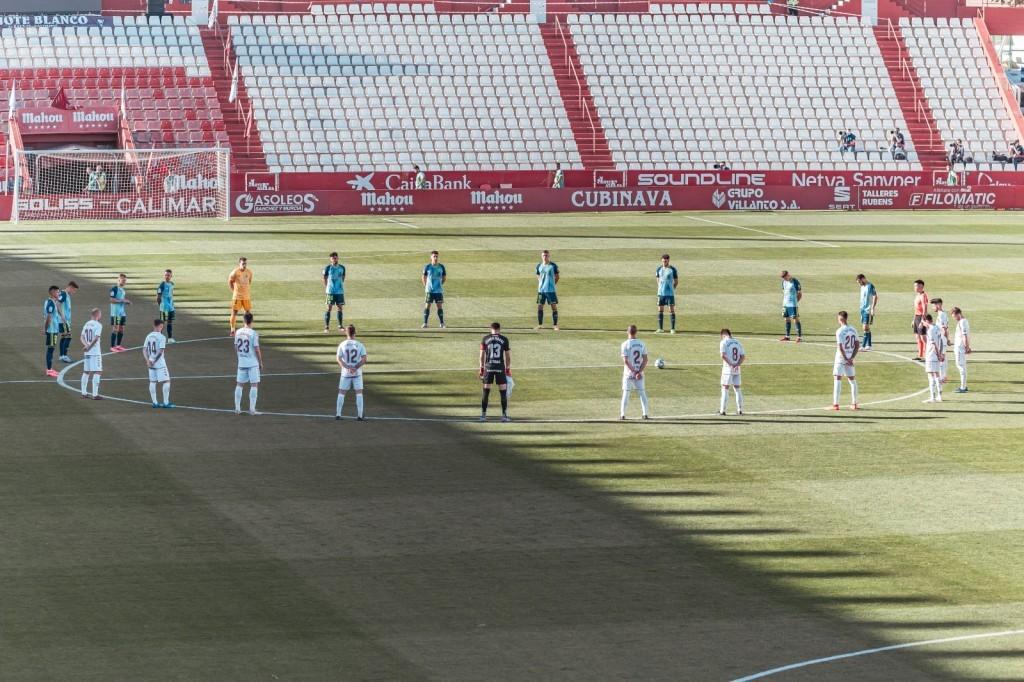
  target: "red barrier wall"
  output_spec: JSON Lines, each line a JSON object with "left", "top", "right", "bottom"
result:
{"left": 235, "top": 168, "right": 1024, "bottom": 193}
{"left": 4, "top": 185, "right": 1021, "bottom": 221}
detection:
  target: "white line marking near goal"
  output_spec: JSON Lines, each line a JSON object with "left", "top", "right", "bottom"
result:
{"left": 686, "top": 215, "right": 838, "bottom": 248}
{"left": 731, "top": 628, "right": 1024, "bottom": 681}
{"left": 52, "top": 333, "right": 929, "bottom": 423}
{"left": 381, "top": 217, "right": 419, "bottom": 229}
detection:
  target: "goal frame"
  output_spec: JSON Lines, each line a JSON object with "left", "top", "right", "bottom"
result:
{"left": 11, "top": 147, "right": 231, "bottom": 223}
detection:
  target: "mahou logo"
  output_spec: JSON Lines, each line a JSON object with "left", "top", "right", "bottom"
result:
{"left": 164, "top": 174, "right": 221, "bottom": 195}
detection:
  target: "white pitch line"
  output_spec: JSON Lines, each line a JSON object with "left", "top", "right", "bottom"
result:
{"left": 381, "top": 217, "right": 419, "bottom": 229}
{"left": 731, "top": 628, "right": 1024, "bottom": 681}
{"left": 52, "top": 334, "right": 930, "bottom": 423}
{"left": 686, "top": 215, "right": 838, "bottom": 248}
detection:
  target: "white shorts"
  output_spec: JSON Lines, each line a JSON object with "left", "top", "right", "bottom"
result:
{"left": 925, "top": 358, "right": 941, "bottom": 374}
{"left": 340, "top": 374, "right": 364, "bottom": 391}
{"left": 237, "top": 366, "right": 261, "bottom": 384}
{"left": 622, "top": 375, "right": 645, "bottom": 392}
{"left": 83, "top": 354, "right": 102, "bottom": 372}
{"left": 721, "top": 371, "right": 741, "bottom": 387}
{"left": 833, "top": 361, "right": 856, "bottom": 378}
{"left": 956, "top": 347, "right": 967, "bottom": 369}
{"left": 148, "top": 365, "right": 170, "bottom": 382}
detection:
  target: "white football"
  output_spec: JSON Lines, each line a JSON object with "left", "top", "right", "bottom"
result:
{"left": 655, "top": 358, "right": 666, "bottom": 369}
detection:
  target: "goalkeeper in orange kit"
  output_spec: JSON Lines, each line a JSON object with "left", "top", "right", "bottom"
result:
{"left": 228, "top": 257, "right": 254, "bottom": 336}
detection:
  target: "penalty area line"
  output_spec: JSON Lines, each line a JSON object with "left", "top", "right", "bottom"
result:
{"left": 731, "top": 628, "right": 1024, "bottom": 681}
{"left": 686, "top": 215, "right": 838, "bottom": 248}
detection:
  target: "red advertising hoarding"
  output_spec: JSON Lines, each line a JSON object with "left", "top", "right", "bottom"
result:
{"left": 16, "top": 106, "right": 119, "bottom": 136}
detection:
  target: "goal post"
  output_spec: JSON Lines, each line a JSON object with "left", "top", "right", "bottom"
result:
{"left": 11, "top": 148, "right": 230, "bottom": 223}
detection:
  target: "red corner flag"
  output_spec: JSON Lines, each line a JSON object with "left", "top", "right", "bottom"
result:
{"left": 50, "top": 86, "right": 72, "bottom": 110}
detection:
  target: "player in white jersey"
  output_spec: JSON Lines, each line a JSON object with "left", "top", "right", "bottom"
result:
{"left": 620, "top": 325, "right": 650, "bottom": 420}
{"left": 931, "top": 298, "right": 950, "bottom": 383}
{"left": 832, "top": 311, "right": 860, "bottom": 410}
{"left": 952, "top": 307, "right": 971, "bottom": 393}
{"left": 233, "top": 312, "right": 263, "bottom": 415}
{"left": 143, "top": 319, "right": 172, "bottom": 408}
{"left": 79, "top": 308, "right": 104, "bottom": 400}
{"left": 336, "top": 325, "right": 367, "bottom": 420}
{"left": 719, "top": 329, "right": 745, "bottom": 415}
{"left": 922, "top": 314, "right": 945, "bottom": 403}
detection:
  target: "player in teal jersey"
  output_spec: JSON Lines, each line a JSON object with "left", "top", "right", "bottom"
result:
{"left": 156, "top": 269, "right": 176, "bottom": 343}
{"left": 322, "top": 252, "right": 346, "bottom": 332}
{"left": 109, "top": 273, "right": 131, "bottom": 352}
{"left": 856, "top": 274, "right": 878, "bottom": 350}
{"left": 655, "top": 254, "right": 678, "bottom": 334}
{"left": 535, "top": 249, "right": 560, "bottom": 330}
{"left": 421, "top": 250, "right": 447, "bottom": 329}
{"left": 43, "top": 286, "right": 62, "bottom": 377}
{"left": 57, "top": 281, "right": 78, "bottom": 362}
{"left": 780, "top": 270, "right": 803, "bottom": 342}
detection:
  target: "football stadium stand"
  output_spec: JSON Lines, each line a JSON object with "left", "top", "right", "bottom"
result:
{"left": 902, "top": 17, "right": 1019, "bottom": 170}
{"left": 0, "top": 16, "right": 228, "bottom": 152}
{"left": 229, "top": 6, "right": 583, "bottom": 173}
{"left": 569, "top": 10, "right": 924, "bottom": 171}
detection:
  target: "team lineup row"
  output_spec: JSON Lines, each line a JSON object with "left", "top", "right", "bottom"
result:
{"left": 44, "top": 251, "right": 974, "bottom": 417}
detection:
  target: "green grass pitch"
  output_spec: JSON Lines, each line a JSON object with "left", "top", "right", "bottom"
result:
{"left": 1, "top": 211, "right": 1022, "bottom": 680}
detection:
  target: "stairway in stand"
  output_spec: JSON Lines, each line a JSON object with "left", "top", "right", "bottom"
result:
{"left": 198, "top": 26, "right": 268, "bottom": 174}
{"left": 538, "top": 20, "right": 614, "bottom": 170}
{"left": 873, "top": 23, "right": 948, "bottom": 172}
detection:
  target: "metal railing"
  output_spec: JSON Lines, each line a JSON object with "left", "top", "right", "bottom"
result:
{"left": 553, "top": 16, "right": 599, "bottom": 154}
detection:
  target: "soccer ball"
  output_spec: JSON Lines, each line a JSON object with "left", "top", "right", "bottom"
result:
{"left": 655, "top": 358, "right": 666, "bottom": 369}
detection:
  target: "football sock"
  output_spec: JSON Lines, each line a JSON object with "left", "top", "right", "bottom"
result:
{"left": 917, "top": 337, "right": 925, "bottom": 357}
{"left": 670, "top": 313, "right": 676, "bottom": 331}
{"left": 162, "top": 382, "right": 171, "bottom": 404}
{"left": 355, "top": 394, "right": 364, "bottom": 418}
{"left": 720, "top": 387, "right": 729, "bottom": 413}
{"left": 621, "top": 390, "right": 630, "bottom": 417}
{"left": 850, "top": 380, "right": 858, "bottom": 404}
{"left": 785, "top": 320, "right": 792, "bottom": 336}
{"left": 481, "top": 387, "right": 490, "bottom": 413}
{"left": 234, "top": 386, "right": 243, "bottom": 412}
{"left": 733, "top": 387, "right": 744, "bottom": 412}
{"left": 499, "top": 389, "right": 507, "bottom": 415}
{"left": 46, "top": 347, "right": 54, "bottom": 370}
{"left": 796, "top": 321, "right": 803, "bottom": 337}
{"left": 658, "top": 312, "right": 664, "bottom": 330}
{"left": 438, "top": 309, "right": 445, "bottom": 325}
{"left": 149, "top": 382, "right": 158, "bottom": 404}
{"left": 552, "top": 311, "right": 559, "bottom": 326}
{"left": 959, "top": 365, "right": 967, "bottom": 389}
{"left": 81, "top": 374, "right": 89, "bottom": 394}
{"left": 92, "top": 374, "right": 101, "bottom": 397}
{"left": 928, "top": 376, "right": 937, "bottom": 400}
{"left": 336, "top": 393, "right": 345, "bottom": 416}
{"left": 324, "top": 311, "right": 331, "bottom": 327}
{"left": 638, "top": 390, "right": 649, "bottom": 416}
{"left": 337, "top": 310, "right": 343, "bottom": 327}
{"left": 229, "top": 310, "right": 237, "bottom": 331}
{"left": 249, "top": 387, "right": 258, "bottom": 411}
{"left": 833, "top": 378, "right": 842, "bottom": 405}
{"left": 865, "top": 331, "right": 871, "bottom": 347}
{"left": 166, "top": 322, "right": 173, "bottom": 339}
{"left": 537, "top": 309, "right": 544, "bottom": 326}
{"left": 423, "top": 307, "right": 430, "bottom": 324}
{"left": 110, "top": 332, "right": 117, "bottom": 348}
{"left": 115, "top": 331, "right": 123, "bottom": 347}
{"left": 59, "top": 337, "right": 69, "bottom": 356}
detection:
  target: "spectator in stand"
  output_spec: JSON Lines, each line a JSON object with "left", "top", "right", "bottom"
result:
{"left": 1008, "top": 139, "right": 1024, "bottom": 168}
{"left": 786, "top": 0, "right": 799, "bottom": 15}
{"left": 713, "top": 161, "right": 731, "bottom": 171}
{"left": 948, "top": 139, "right": 965, "bottom": 165}
{"left": 838, "top": 129, "right": 857, "bottom": 155}
{"left": 888, "top": 129, "right": 906, "bottom": 160}
{"left": 96, "top": 166, "right": 107, "bottom": 191}
{"left": 413, "top": 164, "right": 427, "bottom": 190}
{"left": 552, "top": 162, "right": 565, "bottom": 189}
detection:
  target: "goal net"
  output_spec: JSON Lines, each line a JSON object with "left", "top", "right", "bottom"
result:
{"left": 11, "top": 148, "right": 230, "bottom": 222}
